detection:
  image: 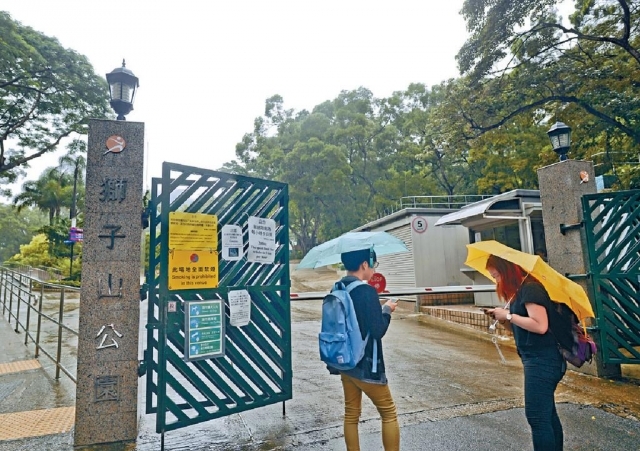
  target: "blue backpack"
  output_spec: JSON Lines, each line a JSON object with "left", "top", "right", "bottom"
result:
{"left": 319, "top": 280, "right": 377, "bottom": 372}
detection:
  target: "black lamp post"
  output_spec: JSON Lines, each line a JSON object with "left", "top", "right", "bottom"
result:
{"left": 106, "top": 60, "right": 139, "bottom": 120}
{"left": 547, "top": 121, "right": 572, "bottom": 161}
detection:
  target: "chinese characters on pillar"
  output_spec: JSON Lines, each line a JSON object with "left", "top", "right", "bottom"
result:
{"left": 95, "top": 375, "right": 119, "bottom": 402}
{"left": 96, "top": 323, "right": 123, "bottom": 350}
{"left": 100, "top": 177, "right": 127, "bottom": 203}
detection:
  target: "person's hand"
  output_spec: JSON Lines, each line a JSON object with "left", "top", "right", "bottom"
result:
{"left": 491, "top": 308, "right": 509, "bottom": 322}
{"left": 384, "top": 299, "right": 397, "bottom": 312}
{"left": 482, "top": 308, "right": 494, "bottom": 316}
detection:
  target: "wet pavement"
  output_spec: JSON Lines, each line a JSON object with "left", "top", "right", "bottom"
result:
{"left": 1, "top": 298, "right": 640, "bottom": 450}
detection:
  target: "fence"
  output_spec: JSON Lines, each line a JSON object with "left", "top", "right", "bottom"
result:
{"left": 0, "top": 266, "right": 79, "bottom": 383}
{"left": 2, "top": 262, "right": 63, "bottom": 282}
{"left": 381, "top": 195, "right": 494, "bottom": 217}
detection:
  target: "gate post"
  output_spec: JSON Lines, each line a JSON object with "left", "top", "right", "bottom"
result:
{"left": 537, "top": 160, "right": 621, "bottom": 378}
{"left": 74, "top": 119, "right": 145, "bottom": 446}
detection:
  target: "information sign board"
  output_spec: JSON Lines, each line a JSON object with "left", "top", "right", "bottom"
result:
{"left": 169, "top": 250, "right": 218, "bottom": 290}
{"left": 184, "top": 299, "right": 225, "bottom": 361}
{"left": 247, "top": 216, "right": 276, "bottom": 263}
{"left": 168, "top": 211, "right": 219, "bottom": 290}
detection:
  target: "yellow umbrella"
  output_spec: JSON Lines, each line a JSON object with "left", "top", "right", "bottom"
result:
{"left": 465, "top": 240, "right": 595, "bottom": 324}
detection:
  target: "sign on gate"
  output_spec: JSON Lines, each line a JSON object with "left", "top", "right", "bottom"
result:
{"left": 184, "top": 300, "right": 225, "bottom": 361}
{"left": 168, "top": 211, "right": 219, "bottom": 290}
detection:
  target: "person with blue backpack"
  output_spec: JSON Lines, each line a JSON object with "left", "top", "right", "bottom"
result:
{"left": 319, "top": 248, "right": 399, "bottom": 451}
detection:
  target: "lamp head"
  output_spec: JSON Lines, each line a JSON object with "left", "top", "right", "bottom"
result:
{"left": 106, "top": 59, "right": 139, "bottom": 120}
{"left": 547, "top": 121, "right": 572, "bottom": 161}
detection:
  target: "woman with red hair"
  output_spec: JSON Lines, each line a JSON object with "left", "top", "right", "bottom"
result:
{"left": 484, "top": 254, "right": 566, "bottom": 451}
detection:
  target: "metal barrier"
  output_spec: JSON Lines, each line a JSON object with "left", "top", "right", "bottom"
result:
{"left": 289, "top": 284, "right": 497, "bottom": 301}
{"left": 0, "top": 266, "right": 79, "bottom": 383}
{"left": 2, "top": 262, "right": 63, "bottom": 282}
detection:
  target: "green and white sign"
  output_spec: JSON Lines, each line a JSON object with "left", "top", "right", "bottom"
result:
{"left": 184, "top": 299, "right": 225, "bottom": 361}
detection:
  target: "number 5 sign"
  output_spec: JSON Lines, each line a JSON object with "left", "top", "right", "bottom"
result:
{"left": 412, "top": 216, "right": 428, "bottom": 233}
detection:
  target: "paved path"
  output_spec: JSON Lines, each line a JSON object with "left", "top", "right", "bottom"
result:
{"left": 0, "top": 301, "right": 639, "bottom": 450}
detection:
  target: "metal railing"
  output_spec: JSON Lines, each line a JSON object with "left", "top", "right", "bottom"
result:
{"left": 399, "top": 195, "right": 493, "bottom": 209}
{"left": 289, "top": 284, "right": 497, "bottom": 301}
{"left": 2, "top": 262, "right": 63, "bottom": 282}
{"left": 0, "top": 266, "right": 79, "bottom": 383}
{"left": 381, "top": 195, "right": 494, "bottom": 217}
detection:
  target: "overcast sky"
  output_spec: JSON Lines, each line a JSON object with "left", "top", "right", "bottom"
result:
{"left": 1, "top": 0, "right": 469, "bottom": 196}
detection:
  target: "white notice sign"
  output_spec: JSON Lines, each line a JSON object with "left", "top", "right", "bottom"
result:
{"left": 229, "top": 290, "right": 251, "bottom": 327}
{"left": 222, "top": 224, "right": 244, "bottom": 261}
{"left": 247, "top": 216, "right": 276, "bottom": 264}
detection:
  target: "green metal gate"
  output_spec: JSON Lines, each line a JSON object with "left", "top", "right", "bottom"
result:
{"left": 582, "top": 189, "right": 640, "bottom": 365}
{"left": 143, "top": 162, "right": 291, "bottom": 433}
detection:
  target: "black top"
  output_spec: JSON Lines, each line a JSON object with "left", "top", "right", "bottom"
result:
{"left": 338, "top": 275, "right": 391, "bottom": 383}
{"left": 510, "top": 280, "right": 557, "bottom": 351}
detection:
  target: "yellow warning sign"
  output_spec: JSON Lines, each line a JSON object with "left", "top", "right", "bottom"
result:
{"left": 169, "top": 249, "right": 219, "bottom": 290}
{"left": 169, "top": 212, "right": 218, "bottom": 250}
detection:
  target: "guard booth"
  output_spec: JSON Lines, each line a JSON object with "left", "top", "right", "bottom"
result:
{"left": 435, "top": 190, "right": 546, "bottom": 306}
{"left": 142, "top": 163, "right": 292, "bottom": 440}
{"left": 351, "top": 195, "right": 491, "bottom": 311}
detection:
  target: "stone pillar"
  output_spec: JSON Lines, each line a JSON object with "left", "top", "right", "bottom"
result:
{"left": 74, "top": 119, "right": 144, "bottom": 447}
{"left": 537, "top": 159, "right": 621, "bottom": 378}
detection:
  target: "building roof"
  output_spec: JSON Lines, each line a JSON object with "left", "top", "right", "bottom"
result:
{"left": 434, "top": 189, "right": 541, "bottom": 228}
{"left": 353, "top": 207, "right": 455, "bottom": 231}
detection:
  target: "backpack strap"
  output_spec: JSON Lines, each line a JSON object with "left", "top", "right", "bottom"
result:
{"left": 345, "top": 279, "right": 365, "bottom": 292}
{"left": 342, "top": 279, "right": 378, "bottom": 373}
{"left": 371, "top": 339, "right": 378, "bottom": 374}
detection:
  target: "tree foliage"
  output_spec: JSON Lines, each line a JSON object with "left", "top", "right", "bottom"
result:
{"left": 225, "top": 87, "right": 487, "bottom": 256}
{"left": 452, "top": 0, "right": 640, "bottom": 188}
{"left": 13, "top": 165, "right": 75, "bottom": 225}
{"left": 0, "top": 203, "right": 47, "bottom": 263}
{"left": 5, "top": 233, "right": 72, "bottom": 273}
{"left": 0, "top": 11, "right": 110, "bottom": 184}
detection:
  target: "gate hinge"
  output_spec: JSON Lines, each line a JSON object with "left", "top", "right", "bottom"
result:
{"left": 560, "top": 221, "right": 584, "bottom": 235}
{"left": 138, "top": 359, "right": 147, "bottom": 377}
{"left": 141, "top": 207, "right": 150, "bottom": 229}
{"left": 140, "top": 283, "right": 148, "bottom": 301}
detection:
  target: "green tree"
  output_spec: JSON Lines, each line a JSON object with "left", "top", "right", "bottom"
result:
{"left": 390, "top": 82, "right": 479, "bottom": 197}
{"left": 13, "top": 166, "right": 74, "bottom": 226}
{"left": 6, "top": 233, "right": 70, "bottom": 273}
{"left": 57, "top": 139, "right": 87, "bottom": 223}
{"left": 0, "top": 203, "right": 47, "bottom": 263}
{"left": 451, "top": 0, "right": 640, "bottom": 189}
{"left": 468, "top": 114, "right": 555, "bottom": 193}
{"left": 0, "top": 11, "right": 110, "bottom": 182}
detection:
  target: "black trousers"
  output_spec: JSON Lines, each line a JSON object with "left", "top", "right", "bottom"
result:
{"left": 520, "top": 348, "right": 567, "bottom": 451}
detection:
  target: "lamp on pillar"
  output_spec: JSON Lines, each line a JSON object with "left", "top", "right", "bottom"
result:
{"left": 547, "top": 121, "right": 572, "bottom": 161}
{"left": 106, "top": 60, "right": 139, "bottom": 120}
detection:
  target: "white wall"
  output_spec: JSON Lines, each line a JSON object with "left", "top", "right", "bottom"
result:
{"left": 411, "top": 216, "right": 470, "bottom": 287}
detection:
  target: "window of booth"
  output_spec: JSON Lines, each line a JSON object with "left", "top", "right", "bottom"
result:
{"left": 473, "top": 223, "right": 522, "bottom": 250}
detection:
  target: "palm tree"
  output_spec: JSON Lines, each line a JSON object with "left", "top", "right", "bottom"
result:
{"left": 13, "top": 167, "right": 73, "bottom": 225}
{"left": 57, "top": 139, "right": 87, "bottom": 225}
{"left": 57, "top": 139, "right": 87, "bottom": 278}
